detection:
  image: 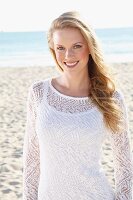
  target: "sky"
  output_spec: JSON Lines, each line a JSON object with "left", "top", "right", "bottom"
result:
{"left": 0, "top": 0, "right": 133, "bottom": 32}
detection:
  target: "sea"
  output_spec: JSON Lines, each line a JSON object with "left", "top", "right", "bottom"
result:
{"left": 0, "top": 27, "right": 133, "bottom": 67}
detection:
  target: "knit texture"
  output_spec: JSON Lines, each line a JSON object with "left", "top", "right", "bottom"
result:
{"left": 23, "top": 77, "right": 132, "bottom": 200}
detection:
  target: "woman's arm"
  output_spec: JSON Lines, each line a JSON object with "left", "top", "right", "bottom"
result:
{"left": 109, "top": 90, "right": 133, "bottom": 199}
{"left": 23, "top": 85, "right": 40, "bottom": 200}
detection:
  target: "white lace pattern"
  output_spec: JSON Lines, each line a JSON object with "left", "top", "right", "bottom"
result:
{"left": 23, "top": 78, "right": 132, "bottom": 200}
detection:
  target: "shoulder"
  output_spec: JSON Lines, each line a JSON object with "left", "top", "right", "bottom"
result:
{"left": 28, "top": 78, "right": 51, "bottom": 100}
{"left": 29, "top": 78, "right": 50, "bottom": 92}
{"left": 32, "top": 78, "right": 50, "bottom": 91}
{"left": 112, "top": 88, "right": 127, "bottom": 109}
{"left": 112, "top": 89, "right": 125, "bottom": 101}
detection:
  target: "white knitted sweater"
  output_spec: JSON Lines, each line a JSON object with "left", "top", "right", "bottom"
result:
{"left": 23, "top": 77, "right": 132, "bottom": 200}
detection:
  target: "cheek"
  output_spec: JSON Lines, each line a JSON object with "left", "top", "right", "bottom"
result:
{"left": 78, "top": 50, "right": 89, "bottom": 60}
{"left": 55, "top": 52, "right": 64, "bottom": 61}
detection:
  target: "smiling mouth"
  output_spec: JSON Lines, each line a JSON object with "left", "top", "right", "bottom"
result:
{"left": 64, "top": 61, "right": 79, "bottom": 67}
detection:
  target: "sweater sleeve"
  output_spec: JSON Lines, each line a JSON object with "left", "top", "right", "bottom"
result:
{"left": 109, "top": 90, "right": 133, "bottom": 200}
{"left": 23, "top": 85, "right": 40, "bottom": 200}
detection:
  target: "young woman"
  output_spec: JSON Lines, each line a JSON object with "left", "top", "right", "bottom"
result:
{"left": 23, "top": 11, "right": 132, "bottom": 200}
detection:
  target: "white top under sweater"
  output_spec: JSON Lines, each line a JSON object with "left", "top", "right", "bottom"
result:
{"left": 23, "top": 77, "right": 132, "bottom": 200}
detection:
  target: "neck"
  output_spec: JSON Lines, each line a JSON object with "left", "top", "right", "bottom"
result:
{"left": 59, "top": 73, "right": 91, "bottom": 92}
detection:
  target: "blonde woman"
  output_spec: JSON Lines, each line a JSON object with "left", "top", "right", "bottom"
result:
{"left": 23, "top": 11, "right": 132, "bottom": 199}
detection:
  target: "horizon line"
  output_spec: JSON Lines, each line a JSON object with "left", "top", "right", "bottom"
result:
{"left": 1, "top": 26, "right": 133, "bottom": 33}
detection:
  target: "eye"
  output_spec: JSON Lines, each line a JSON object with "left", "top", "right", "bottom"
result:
{"left": 57, "top": 46, "right": 65, "bottom": 50}
{"left": 73, "top": 44, "right": 82, "bottom": 49}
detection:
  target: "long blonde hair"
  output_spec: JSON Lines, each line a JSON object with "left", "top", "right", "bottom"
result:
{"left": 47, "top": 11, "right": 122, "bottom": 133}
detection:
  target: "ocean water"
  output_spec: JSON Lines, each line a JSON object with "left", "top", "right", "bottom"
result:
{"left": 0, "top": 27, "right": 133, "bottom": 67}
{"left": 96, "top": 27, "right": 133, "bottom": 63}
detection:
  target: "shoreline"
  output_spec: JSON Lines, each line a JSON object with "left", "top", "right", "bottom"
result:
{"left": 0, "top": 60, "right": 133, "bottom": 68}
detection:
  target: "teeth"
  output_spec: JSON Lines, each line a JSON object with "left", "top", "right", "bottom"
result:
{"left": 65, "top": 62, "right": 78, "bottom": 66}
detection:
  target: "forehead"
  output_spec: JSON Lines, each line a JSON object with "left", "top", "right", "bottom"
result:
{"left": 53, "top": 28, "right": 86, "bottom": 45}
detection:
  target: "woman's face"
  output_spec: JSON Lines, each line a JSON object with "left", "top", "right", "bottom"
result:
{"left": 52, "top": 27, "right": 90, "bottom": 73}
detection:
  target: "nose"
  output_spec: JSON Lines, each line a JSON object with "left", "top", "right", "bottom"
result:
{"left": 65, "top": 49, "right": 74, "bottom": 59}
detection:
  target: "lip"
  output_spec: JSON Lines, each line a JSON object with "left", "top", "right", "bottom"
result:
{"left": 64, "top": 61, "right": 79, "bottom": 67}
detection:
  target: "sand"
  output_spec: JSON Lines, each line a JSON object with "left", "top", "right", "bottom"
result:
{"left": 0, "top": 63, "right": 133, "bottom": 199}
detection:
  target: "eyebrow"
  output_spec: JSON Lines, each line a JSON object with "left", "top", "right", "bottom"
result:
{"left": 55, "top": 42, "right": 84, "bottom": 46}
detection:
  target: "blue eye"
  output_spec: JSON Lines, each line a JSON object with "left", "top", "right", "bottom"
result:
{"left": 73, "top": 45, "right": 82, "bottom": 49}
{"left": 57, "top": 46, "right": 65, "bottom": 50}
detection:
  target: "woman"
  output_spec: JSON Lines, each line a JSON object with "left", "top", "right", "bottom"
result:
{"left": 23, "top": 11, "right": 132, "bottom": 199}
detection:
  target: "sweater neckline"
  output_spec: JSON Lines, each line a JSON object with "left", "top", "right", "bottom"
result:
{"left": 48, "top": 78, "right": 91, "bottom": 101}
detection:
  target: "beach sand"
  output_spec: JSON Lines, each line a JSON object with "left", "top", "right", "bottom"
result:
{"left": 0, "top": 63, "right": 133, "bottom": 199}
